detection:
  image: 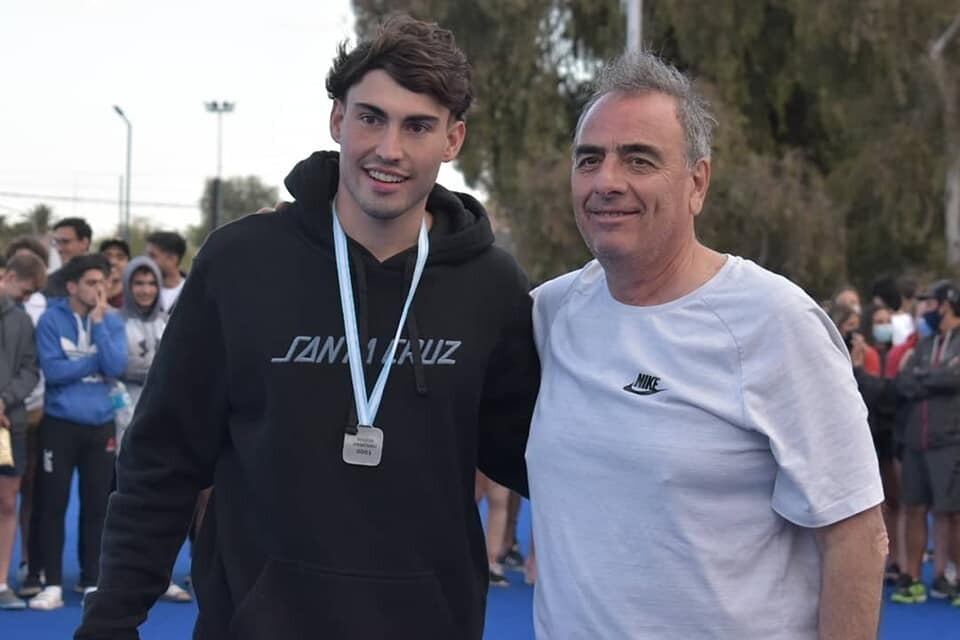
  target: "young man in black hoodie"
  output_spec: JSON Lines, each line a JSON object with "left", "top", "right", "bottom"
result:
{"left": 78, "top": 14, "right": 539, "bottom": 640}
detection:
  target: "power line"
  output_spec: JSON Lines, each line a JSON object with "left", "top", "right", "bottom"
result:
{"left": 0, "top": 190, "right": 197, "bottom": 210}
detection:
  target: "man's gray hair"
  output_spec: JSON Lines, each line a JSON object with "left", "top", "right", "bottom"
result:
{"left": 576, "top": 50, "right": 717, "bottom": 166}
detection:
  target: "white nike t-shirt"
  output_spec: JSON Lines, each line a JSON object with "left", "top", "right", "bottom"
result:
{"left": 527, "top": 256, "right": 883, "bottom": 640}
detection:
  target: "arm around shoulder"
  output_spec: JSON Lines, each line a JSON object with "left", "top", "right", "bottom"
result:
{"left": 476, "top": 263, "right": 540, "bottom": 498}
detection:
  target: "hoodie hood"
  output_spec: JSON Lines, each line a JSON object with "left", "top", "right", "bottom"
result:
{"left": 122, "top": 256, "right": 164, "bottom": 321}
{"left": 284, "top": 151, "right": 494, "bottom": 266}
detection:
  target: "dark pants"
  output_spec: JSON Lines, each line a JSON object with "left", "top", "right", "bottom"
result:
{"left": 37, "top": 415, "right": 115, "bottom": 586}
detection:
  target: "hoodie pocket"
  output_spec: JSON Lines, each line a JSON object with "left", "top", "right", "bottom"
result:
{"left": 228, "top": 559, "right": 458, "bottom": 639}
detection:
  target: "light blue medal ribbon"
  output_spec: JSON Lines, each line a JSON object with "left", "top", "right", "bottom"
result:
{"left": 332, "top": 202, "right": 429, "bottom": 429}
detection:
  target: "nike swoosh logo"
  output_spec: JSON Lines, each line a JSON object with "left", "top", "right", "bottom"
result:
{"left": 623, "top": 384, "right": 667, "bottom": 396}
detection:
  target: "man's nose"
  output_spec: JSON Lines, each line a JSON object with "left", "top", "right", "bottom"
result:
{"left": 375, "top": 126, "right": 403, "bottom": 163}
{"left": 592, "top": 158, "right": 627, "bottom": 197}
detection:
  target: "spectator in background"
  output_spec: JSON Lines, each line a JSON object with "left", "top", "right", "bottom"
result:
{"left": 0, "top": 253, "right": 45, "bottom": 610}
{"left": 893, "top": 277, "right": 919, "bottom": 347}
{"left": 98, "top": 238, "right": 130, "bottom": 310}
{"left": 44, "top": 218, "right": 92, "bottom": 298}
{"left": 893, "top": 281, "right": 960, "bottom": 606}
{"left": 26, "top": 255, "right": 127, "bottom": 611}
{"left": 116, "top": 256, "right": 192, "bottom": 603}
{"left": 833, "top": 284, "right": 862, "bottom": 315}
{"left": 145, "top": 231, "right": 187, "bottom": 313}
{"left": 475, "top": 472, "right": 511, "bottom": 587}
{"left": 3, "top": 238, "right": 50, "bottom": 594}
{"left": 871, "top": 275, "right": 916, "bottom": 349}
{"left": 853, "top": 303, "right": 902, "bottom": 582}
{"left": 831, "top": 303, "right": 880, "bottom": 375}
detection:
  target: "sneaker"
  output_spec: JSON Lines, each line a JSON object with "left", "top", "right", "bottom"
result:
{"left": 497, "top": 543, "right": 525, "bottom": 571}
{"left": 884, "top": 563, "right": 901, "bottom": 585}
{"left": 890, "top": 575, "right": 927, "bottom": 604}
{"left": 27, "top": 586, "right": 64, "bottom": 611}
{"left": 931, "top": 575, "right": 957, "bottom": 600}
{"left": 489, "top": 568, "right": 510, "bottom": 588}
{"left": 17, "top": 573, "right": 43, "bottom": 598}
{"left": 0, "top": 587, "right": 26, "bottom": 611}
{"left": 159, "top": 582, "right": 193, "bottom": 603}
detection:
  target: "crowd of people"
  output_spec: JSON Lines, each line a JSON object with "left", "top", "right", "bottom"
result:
{"left": 0, "top": 217, "right": 193, "bottom": 611}
{"left": 826, "top": 277, "right": 960, "bottom": 608}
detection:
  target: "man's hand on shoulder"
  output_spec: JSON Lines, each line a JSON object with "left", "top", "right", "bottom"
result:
{"left": 256, "top": 201, "right": 292, "bottom": 214}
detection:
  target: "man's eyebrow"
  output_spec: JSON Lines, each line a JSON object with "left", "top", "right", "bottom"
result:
{"left": 353, "top": 102, "right": 387, "bottom": 118}
{"left": 617, "top": 143, "right": 664, "bottom": 163}
{"left": 354, "top": 102, "right": 441, "bottom": 125}
{"left": 573, "top": 144, "right": 606, "bottom": 157}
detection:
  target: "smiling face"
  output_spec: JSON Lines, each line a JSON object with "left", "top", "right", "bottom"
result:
{"left": 130, "top": 267, "right": 159, "bottom": 310}
{"left": 571, "top": 91, "right": 710, "bottom": 269}
{"left": 53, "top": 226, "right": 90, "bottom": 262}
{"left": 330, "top": 69, "right": 465, "bottom": 227}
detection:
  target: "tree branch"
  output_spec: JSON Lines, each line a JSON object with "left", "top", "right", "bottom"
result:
{"left": 931, "top": 11, "right": 960, "bottom": 59}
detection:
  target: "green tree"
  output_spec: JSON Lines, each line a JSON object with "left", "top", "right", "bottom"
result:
{"left": 190, "top": 175, "right": 278, "bottom": 247}
{"left": 352, "top": 1, "right": 960, "bottom": 297}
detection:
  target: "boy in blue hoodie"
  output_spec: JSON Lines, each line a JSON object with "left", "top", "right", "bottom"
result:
{"left": 28, "top": 254, "right": 127, "bottom": 611}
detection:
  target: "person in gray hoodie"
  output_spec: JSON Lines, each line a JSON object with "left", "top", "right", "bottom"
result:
{"left": 118, "top": 256, "right": 166, "bottom": 422}
{"left": 117, "top": 255, "right": 192, "bottom": 603}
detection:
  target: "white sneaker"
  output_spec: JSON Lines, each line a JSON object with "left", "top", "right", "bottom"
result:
{"left": 28, "top": 586, "right": 63, "bottom": 611}
{"left": 160, "top": 582, "right": 193, "bottom": 603}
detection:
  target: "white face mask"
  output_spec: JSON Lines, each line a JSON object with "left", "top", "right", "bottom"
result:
{"left": 873, "top": 323, "right": 894, "bottom": 344}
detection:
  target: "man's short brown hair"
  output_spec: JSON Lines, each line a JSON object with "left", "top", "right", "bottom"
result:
{"left": 326, "top": 13, "right": 472, "bottom": 121}
{"left": 5, "top": 251, "right": 48, "bottom": 291}
{"left": 4, "top": 235, "right": 49, "bottom": 266}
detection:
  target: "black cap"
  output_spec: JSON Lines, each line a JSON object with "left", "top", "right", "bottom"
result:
{"left": 918, "top": 280, "right": 960, "bottom": 305}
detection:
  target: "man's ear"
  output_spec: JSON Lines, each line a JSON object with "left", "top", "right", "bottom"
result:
{"left": 66, "top": 280, "right": 77, "bottom": 297}
{"left": 330, "top": 99, "right": 345, "bottom": 143}
{"left": 442, "top": 119, "right": 466, "bottom": 163}
{"left": 689, "top": 158, "right": 712, "bottom": 217}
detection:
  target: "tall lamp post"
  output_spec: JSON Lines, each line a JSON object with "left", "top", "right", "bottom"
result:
{"left": 622, "top": 0, "right": 643, "bottom": 52}
{"left": 112, "top": 105, "right": 132, "bottom": 240}
{"left": 204, "top": 101, "right": 234, "bottom": 231}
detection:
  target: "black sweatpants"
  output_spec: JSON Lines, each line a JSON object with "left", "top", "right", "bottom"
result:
{"left": 37, "top": 415, "right": 115, "bottom": 586}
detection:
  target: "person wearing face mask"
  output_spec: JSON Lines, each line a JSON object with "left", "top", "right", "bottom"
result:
{"left": 894, "top": 281, "right": 960, "bottom": 606}
{"left": 852, "top": 304, "right": 902, "bottom": 583}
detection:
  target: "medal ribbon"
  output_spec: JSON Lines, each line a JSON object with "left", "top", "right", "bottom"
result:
{"left": 332, "top": 202, "right": 429, "bottom": 428}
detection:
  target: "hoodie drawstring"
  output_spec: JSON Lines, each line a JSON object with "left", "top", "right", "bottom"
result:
{"left": 401, "top": 254, "right": 429, "bottom": 397}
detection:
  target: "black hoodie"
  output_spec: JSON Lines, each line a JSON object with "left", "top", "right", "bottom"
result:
{"left": 77, "top": 152, "right": 540, "bottom": 640}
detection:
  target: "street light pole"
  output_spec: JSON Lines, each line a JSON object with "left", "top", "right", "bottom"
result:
{"left": 112, "top": 105, "right": 132, "bottom": 240}
{"left": 204, "top": 101, "right": 235, "bottom": 231}
{"left": 622, "top": 0, "right": 643, "bottom": 52}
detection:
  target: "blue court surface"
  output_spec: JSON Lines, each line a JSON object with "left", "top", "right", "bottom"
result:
{"left": 0, "top": 476, "right": 953, "bottom": 638}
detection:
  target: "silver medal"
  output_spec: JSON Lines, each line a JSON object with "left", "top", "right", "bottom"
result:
{"left": 342, "top": 426, "right": 384, "bottom": 466}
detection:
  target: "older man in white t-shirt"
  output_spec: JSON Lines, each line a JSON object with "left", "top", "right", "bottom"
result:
{"left": 526, "top": 51, "right": 886, "bottom": 639}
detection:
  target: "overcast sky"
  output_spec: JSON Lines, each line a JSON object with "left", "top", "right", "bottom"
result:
{"left": 0, "top": 0, "right": 475, "bottom": 239}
